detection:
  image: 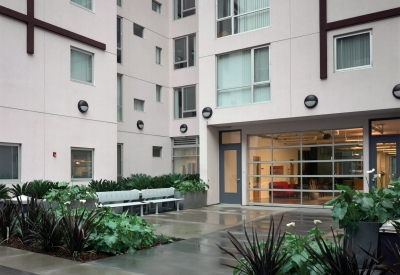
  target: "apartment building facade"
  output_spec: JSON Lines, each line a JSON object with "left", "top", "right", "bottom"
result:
{"left": 0, "top": 0, "right": 399, "bottom": 207}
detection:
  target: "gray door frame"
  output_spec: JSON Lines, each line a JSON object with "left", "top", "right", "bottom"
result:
{"left": 219, "top": 131, "right": 242, "bottom": 204}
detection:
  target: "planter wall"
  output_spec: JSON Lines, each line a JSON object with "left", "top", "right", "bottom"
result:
{"left": 345, "top": 221, "right": 380, "bottom": 266}
{"left": 174, "top": 191, "right": 207, "bottom": 210}
{"left": 68, "top": 199, "right": 98, "bottom": 210}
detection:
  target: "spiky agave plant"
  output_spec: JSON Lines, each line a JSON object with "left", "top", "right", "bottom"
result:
{"left": 304, "top": 226, "right": 387, "bottom": 275}
{"left": 217, "top": 215, "right": 288, "bottom": 275}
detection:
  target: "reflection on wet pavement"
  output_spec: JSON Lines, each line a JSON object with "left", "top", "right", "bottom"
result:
{"left": 91, "top": 205, "right": 337, "bottom": 275}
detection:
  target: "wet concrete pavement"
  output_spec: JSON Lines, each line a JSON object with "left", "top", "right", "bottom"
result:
{"left": 0, "top": 205, "right": 337, "bottom": 275}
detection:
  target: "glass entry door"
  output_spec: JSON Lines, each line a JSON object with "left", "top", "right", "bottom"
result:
{"left": 220, "top": 131, "right": 242, "bottom": 204}
{"left": 370, "top": 136, "right": 399, "bottom": 187}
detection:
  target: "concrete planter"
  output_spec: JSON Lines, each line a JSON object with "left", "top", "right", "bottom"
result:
{"left": 67, "top": 198, "right": 99, "bottom": 210}
{"left": 174, "top": 190, "right": 207, "bottom": 210}
{"left": 345, "top": 221, "right": 380, "bottom": 266}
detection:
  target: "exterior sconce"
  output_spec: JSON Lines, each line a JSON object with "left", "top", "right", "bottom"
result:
{"left": 180, "top": 124, "right": 188, "bottom": 133}
{"left": 137, "top": 120, "right": 144, "bottom": 130}
{"left": 202, "top": 107, "right": 213, "bottom": 119}
{"left": 304, "top": 95, "right": 318, "bottom": 108}
{"left": 77, "top": 100, "right": 89, "bottom": 113}
{"left": 393, "top": 84, "right": 400, "bottom": 99}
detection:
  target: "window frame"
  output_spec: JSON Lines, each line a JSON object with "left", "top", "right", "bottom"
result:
{"left": 70, "top": 0, "right": 94, "bottom": 12}
{"left": 70, "top": 47, "right": 94, "bottom": 85}
{"left": 134, "top": 98, "right": 145, "bottom": 112}
{"left": 133, "top": 23, "right": 144, "bottom": 38}
{"left": 153, "top": 146, "right": 163, "bottom": 158}
{"left": 71, "top": 148, "right": 94, "bottom": 180}
{"left": 152, "top": 0, "right": 161, "bottom": 13}
{"left": 156, "top": 47, "right": 162, "bottom": 65}
{"left": 216, "top": 45, "right": 270, "bottom": 107}
{"left": 117, "top": 17, "right": 122, "bottom": 64}
{"left": 156, "top": 85, "right": 162, "bottom": 103}
{"left": 174, "top": 0, "right": 196, "bottom": 20}
{"left": 174, "top": 34, "right": 196, "bottom": 70}
{"left": 0, "top": 143, "right": 20, "bottom": 181}
{"left": 117, "top": 74, "right": 123, "bottom": 121}
{"left": 216, "top": 0, "right": 270, "bottom": 38}
{"left": 174, "top": 85, "right": 197, "bottom": 119}
{"left": 117, "top": 144, "right": 123, "bottom": 181}
{"left": 334, "top": 30, "right": 373, "bottom": 72}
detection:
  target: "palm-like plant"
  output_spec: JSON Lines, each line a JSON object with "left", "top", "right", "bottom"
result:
{"left": 217, "top": 215, "right": 288, "bottom": 275}
{"left": 0, "top": 184, "right": 10, "bottom": 200}
{"left": 0, "top": 203, "right": 17, "bottom": 241}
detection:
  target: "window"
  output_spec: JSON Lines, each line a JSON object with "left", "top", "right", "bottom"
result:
{"left": 117, "top": 74, "right": 122, "bottom": 121}
{"left": 0, "top": 144, "right": 19, "bottom": 180}
{"left": 156, "top": 47, "right": 162, "bottom": 64}
{"left": 174, "top": 86, "right": 196, "bottom": 119}
{"left": 156, "top": 85, "right": 162, "bottom": 102}
{"left": 134, "top": 24, "right": 144, "bottom": 38}
{"left": 152, "top": 1, "right": 161, "bottom": 13}
{"left": 117, "top": 17, "right": 122, "bottom": 63}
{"left": 174, "top": 0, "right": 195, "bottom": 19}
{"left": 174, "top": 34, "right": 196, "bottom": 69}
{"left": 117, "top": 0, "right": 121, "bottom": 7}
{"left": 217, "top": 46, "right": 270, "bottom": 107}
{"left": 217, "top": 0, "right": 270, "bottom": 38}
{"left": 153, "top": 146, "right": 162, "bottom": 157}
{"left": 71, "top": 149, "right": 93, "bottom": 179}
{"left": 173, "top": 137, "right": 199, "bottom": 174}
{"left": 117, "top": 144, "right": 122, "bottom": 181}
{"left": 71, "top": 0, "right": 93, "bottom": 11}
{"left": 134, "top": 99, "right": 144, "bottom": 111}
{"left": 335, "top": 31, "right": 372, "bottom": 71}
{"left": 71, "top": 48, "right": 93, "bottom": 84}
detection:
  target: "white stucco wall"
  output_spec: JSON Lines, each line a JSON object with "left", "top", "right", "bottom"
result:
{"left": 0, "top": 0, "right": 117, "bottom": 184}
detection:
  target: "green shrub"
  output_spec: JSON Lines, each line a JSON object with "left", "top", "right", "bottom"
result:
{"left": 89, "top": 208, "right": 156, "bottom": 254}
{"left": 89, "top": 179, "right": 122, "bottom": 192}
{"left": 173, "top": 178, "right": 209, "bottom": 195}
{"left": 44, "top": 182, "right": 97, "bottom": 204}
{"left": 0, "top": 184, "right": 10, "bottom": 200}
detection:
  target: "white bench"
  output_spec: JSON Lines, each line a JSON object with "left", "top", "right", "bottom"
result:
{"left": 96, "top": 190, "right": 149, "bottom": 216}
{"left": 141, "top": 188, "right": 184, "bottom": 214}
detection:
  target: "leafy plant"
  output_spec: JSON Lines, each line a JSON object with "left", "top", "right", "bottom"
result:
{"left": 30, "top": 206, "right": 64, "bottom": 252}
{"left": 325, "top": 183, "right": 400, "bottom": 229}
{"left": 173, "top": 179, "right": 209, "bottom": 195}
{"left": 10, "top": 182, "right": 30, "bottom": 197}
{"left": 217, "top": 215, "right": 289, "bottom": 275}
{"left": 0, "top": 203, "right": 17, "bottom": 241}
{"left": 89, "top": 179, "right": 122, "bottom": 192}
{"left": 89, "top": 208, "right": 156, "bottom": 254}
{"left": 126, "top": 174, "right": 153, "bottom": 190}
{"left": 44, "top": 182, "right": 97, "bottom": 204}
{"left": 61, "top": 207, "right": 106, "bottom": 257}
{"left": 304, "top": 226, "right": 387, "bottom": 275}
{"left": 0, "top": 184, "right": 10, "bottom": 200}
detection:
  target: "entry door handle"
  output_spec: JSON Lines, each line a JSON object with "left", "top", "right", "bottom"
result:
{"left": 237, "top": 179, "right": 240, "bottom": 181}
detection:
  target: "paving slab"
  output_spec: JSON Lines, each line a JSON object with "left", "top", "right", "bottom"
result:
{"left": 0, "top": 205, "right": 338, "bottom": 275}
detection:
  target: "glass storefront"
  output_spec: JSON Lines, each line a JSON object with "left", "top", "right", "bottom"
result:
{"left": 248, "top": 128, "right": 364, "bottom": 205}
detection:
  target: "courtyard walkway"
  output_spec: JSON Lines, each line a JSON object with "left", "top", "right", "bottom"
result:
{"left": 0, "top": 205, "right": 337, "bottom": 275}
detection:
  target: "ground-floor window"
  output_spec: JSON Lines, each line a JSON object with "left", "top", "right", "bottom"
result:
{"left": 71, "top": 148, "right": 93, "bottom": 180}
{"left": 248, "top": 128, "right": 364, "bottom": 205}
{"left": 173, "top": 136, "right": 199, "bottom": 174}
{"left": 0, "top": 143, "right": 19, "bottom": 180}
{"left": 117, "top": 144, "right": 122, "bottom": 181}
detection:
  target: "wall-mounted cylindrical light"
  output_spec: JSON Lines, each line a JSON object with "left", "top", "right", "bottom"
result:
{"left": 137, "top": 120, "right": 144, "bottom": 130}
{"left": 304, "top": 95, "right": 318, "bottom": 108}
{"left": 77, "top": 100, "right": 89, "bottom": 113}
{"left": 393, "top": 84, "right": 400, "bottom": 99}
{"left": 180, "top": 124, "right": 188, "bottom": 133}
{"left": 202, "top": 107, "right": 213, "bottom": 119}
